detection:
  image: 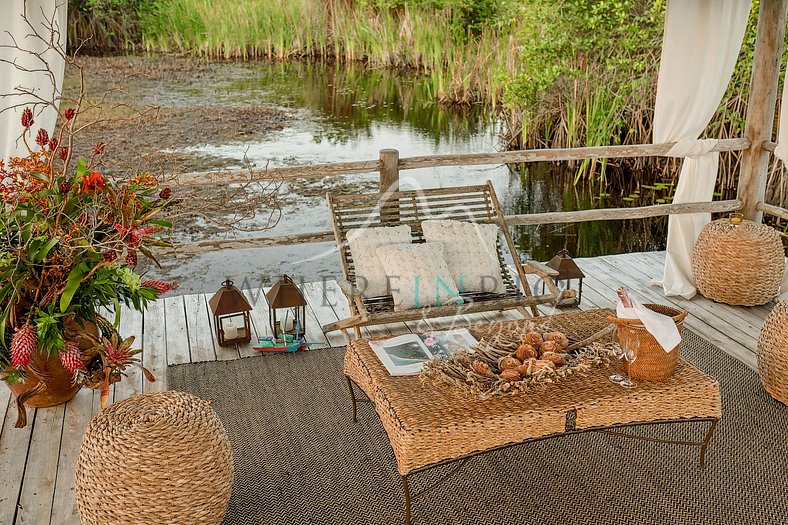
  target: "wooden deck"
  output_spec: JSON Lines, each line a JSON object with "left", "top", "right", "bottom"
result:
{"left": 0, "top": 250, "right": 775, "bottom": 524}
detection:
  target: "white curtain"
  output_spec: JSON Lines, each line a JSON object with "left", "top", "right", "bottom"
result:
{"left": 0, "top": 1, "right": 67, "bottom": 163}
{"left": 773, "top": 77, "right": 788, "bottom": 301}
{"left": 653, "top": 0, "right": 751, "bottom": 299}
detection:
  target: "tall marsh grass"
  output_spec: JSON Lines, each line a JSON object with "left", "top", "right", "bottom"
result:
{"left": 141, "top": 0, "right": 514, "bottom": 107}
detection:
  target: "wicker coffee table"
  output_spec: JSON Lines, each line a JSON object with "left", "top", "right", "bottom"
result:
{"left": 343, "top": 309, "right": 722, "bottom": 524}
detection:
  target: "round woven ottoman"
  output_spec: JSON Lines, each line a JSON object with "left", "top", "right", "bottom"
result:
{"left": 76, "top": 391, "right": 234, "bottom": 525}
{"left": 757, "top": 302, "right": 788, "bottom": 406}
{"left": 692, "top": 218, "right": 785, "bottom": 306}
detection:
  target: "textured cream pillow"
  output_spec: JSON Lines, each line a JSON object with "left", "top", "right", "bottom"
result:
{"left": 422, "top": 219, "right": 506, "bottom": 294}
{"left": 347, "top": 225, "right": 412, "bottom": 297}
{"left": 375, "top": 243, "right": 463, "bottom": 311}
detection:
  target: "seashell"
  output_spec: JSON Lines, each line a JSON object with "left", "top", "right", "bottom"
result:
{"left": 532, "top": 359, "right": 556, "bottom": 373}
{"left": 544, "top": 331, "right": 570, "bottom": 349}
{"left": 522, "top": 331, "right": 543, "bottom": 347}
{"left": 540, "top": 351, "right": 567, "bottom": 367}
{"left": 539, "top": 340, "right": 559, "bottom": 355}
{"left": 516, "top": 358, "right": 537, "bottom": 377}
{"left": 471, "top": 360, "right": 494, "bottom": 378}
{"left": 499, "top": 368, "right": 521, "bottom": 382}
{"left": 515, "top": 343, "right": 538, "bottom": 361}
{"left": 499, "top": 356, "right": 522, "bottom": 371}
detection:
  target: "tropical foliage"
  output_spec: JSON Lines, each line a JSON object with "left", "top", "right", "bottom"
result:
{"left": 0, "top": 104, "right": 175, "bottom": 401}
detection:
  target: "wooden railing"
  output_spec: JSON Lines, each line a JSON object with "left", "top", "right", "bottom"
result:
{"left": 160, "top": 136, "right": 788, "bottom": 257}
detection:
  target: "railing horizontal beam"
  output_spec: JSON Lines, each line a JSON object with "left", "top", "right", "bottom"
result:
{"left": 164, "top": 200, "right": 743, "bottom": 255}
{"left": 398, "top": 138, "right": 750, "bottom": 170}
{"left": 504, "top": 200, "right": 742, "bottom": 226}
{"left": 173, "top": 138, "right": 750, "bottom": 187}
{"left": 757, "top": 201, "right": 788, "bottom": 220}
{"left": 163, "top": 230, "right": 335, "bottom": 256}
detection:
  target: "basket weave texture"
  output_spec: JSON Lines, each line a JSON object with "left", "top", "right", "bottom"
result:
{"left": 757, "top": 301, "right": 788, "bottom": 406}
{"left": 692, "top": 218, "right": 785, "bottom": 306}
{"left": 345, "top": 309, "right": 721, "bottom": 475}
{"left": 76, "top": 391, "right": 234, "bottom": 525}
{"left": 608, "top": 304, "right": 687, "bottom": 382}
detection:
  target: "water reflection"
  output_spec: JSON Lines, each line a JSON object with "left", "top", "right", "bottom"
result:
{"left": 160, "top": 60, "right": 669, "bottom": 291}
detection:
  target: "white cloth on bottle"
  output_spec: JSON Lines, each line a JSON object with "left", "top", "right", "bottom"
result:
{"left": 651, "top": 0, "right": 751, "bottom": 299}
{"left": 616, "top": 297, "right": 682, "bottom": 353}
{"left": 0, "top": 1, "right": 67, "bottom": 163}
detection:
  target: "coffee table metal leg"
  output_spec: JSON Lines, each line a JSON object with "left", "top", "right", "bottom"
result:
{"left": 401, "top": 475, "right": 412, "bottom": 525}
{"left": 345, "top": 376, "right": 358, "bottom": 423}
{"left": 699, "top": 419, "right": 718, "bottom": 468}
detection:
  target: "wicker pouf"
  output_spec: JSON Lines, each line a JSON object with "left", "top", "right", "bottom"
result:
{"left": 76, "top": 391, "right": 234, "bottom": 525}
{"left": 692, "top": 218, "right": 785, "bottom": 306}
{"left": 757, "top": 302, "right": 788, "bottom": 406}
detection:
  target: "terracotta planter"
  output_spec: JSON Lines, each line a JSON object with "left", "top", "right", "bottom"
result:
{"left": 4, "top": 318, "right": 99, "bottom": 428}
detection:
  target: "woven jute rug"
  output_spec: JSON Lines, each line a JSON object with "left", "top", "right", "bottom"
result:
{"left": 168, "top": 331, "right": 788, "bottom": 525}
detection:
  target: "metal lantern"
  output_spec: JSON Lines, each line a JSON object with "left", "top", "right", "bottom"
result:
{"left": 208, "top": 279, "right": 252, "bottom": 347}
{"left": 544, "top": 249, "right": 585, "bottom": 307}
{"left": 266, "top": 275, "right": 307, "bottom": 339}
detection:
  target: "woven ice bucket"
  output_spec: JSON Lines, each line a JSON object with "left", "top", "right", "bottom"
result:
{"left": 608, "top": 304, "right": 688, "bottom": 382}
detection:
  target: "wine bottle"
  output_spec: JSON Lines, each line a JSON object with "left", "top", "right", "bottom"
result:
{"left": 617, "top": 287, "right": 633, "bottom": 308}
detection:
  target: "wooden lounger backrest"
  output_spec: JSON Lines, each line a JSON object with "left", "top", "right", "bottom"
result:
{"left": 326, "top": 181, "right": 530, "bottom": 298}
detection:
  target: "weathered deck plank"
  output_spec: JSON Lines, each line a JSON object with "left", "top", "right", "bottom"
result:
{"left": 0, "top": 251, "right": 776, "bottom": 524}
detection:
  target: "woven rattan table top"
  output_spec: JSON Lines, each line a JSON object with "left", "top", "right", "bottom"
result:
{"left": 344, "top": 308, "right": 722, "bottom": 475}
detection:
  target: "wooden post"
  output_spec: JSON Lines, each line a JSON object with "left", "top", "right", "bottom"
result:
{"left": 379, "top": 149, "right": 399, "bottom": 193}
{"left": 737, "top": 0, "right": 788, "bottom": 222}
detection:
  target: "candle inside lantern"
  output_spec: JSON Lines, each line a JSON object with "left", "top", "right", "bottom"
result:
{"left": 223, "top": 319, "right": 238, "bottom": 340}
{"left": 280, "top": 316, "right": 295, "bottom": 334}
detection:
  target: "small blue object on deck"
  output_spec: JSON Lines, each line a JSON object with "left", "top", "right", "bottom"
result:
{"left": 253, "top": 334, "right": 316, "bottom": 353}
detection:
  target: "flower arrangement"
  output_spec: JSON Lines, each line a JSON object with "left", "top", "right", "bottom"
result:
{"left": 0, "top": 105, "right": 176, "bottom": 418}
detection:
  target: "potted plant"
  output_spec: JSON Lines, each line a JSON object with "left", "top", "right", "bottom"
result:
{"left": 0, "top": 105, "right": 176, "bottom": 427}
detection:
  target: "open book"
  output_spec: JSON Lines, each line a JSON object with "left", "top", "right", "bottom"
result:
{"left": 369, "top": 329, "right": 478, "bottom": 376}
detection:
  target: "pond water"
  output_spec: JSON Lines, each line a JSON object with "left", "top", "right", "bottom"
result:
{"left": 145, "top": 61, "right": 668, "bottom": 293}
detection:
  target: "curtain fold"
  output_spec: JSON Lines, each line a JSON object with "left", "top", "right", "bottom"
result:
{"left": 652, "top": 0, "right": 751, "bottom": 299}
{"left": 0, "top": 1, "right": 67, "bottom": 163}
{"left": 774, "top": 77, "right": 788, "bottom": 301}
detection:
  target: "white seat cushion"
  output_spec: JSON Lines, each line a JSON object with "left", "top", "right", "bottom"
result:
{"left": 347, "top": 225, "right": 412, "bottom": 297}
{"left": 375, "top": 243, "right": 463, "bottom": 312}
{"left": 421, "top": 219, "right": 507, "bottom": 295}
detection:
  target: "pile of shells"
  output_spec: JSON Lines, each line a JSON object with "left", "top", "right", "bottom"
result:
{"left": 421, "top": 326, "right": 616, "bottom": 400}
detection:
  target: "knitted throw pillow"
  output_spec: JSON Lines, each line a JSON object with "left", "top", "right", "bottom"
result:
{"left": 375, "top": 243, "right": 463, "bottom": 312}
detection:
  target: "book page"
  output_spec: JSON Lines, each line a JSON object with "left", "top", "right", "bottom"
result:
{"left": 369, "top": 334, "right": 433, "bottom": 376}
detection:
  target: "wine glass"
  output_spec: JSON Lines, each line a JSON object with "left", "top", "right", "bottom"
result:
{"left": 619, "top": 345, "right": 637, "bottom": 389}
{"left": 608, "top": 343, "right": 625, "bottom": 384}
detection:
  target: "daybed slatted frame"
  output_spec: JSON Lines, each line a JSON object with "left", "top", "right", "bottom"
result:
{"left": 323, "top": 181, "right": 569, "bottom": 340}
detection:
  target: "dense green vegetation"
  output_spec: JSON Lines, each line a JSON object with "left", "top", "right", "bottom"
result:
{"left": 67, "top": 0, "right": 782, "bottom": 191}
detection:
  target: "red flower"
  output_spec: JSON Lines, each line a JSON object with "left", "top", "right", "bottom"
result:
{"left": 58, "top": 147, "right": 69, "bottom": 161}
{"left": 103, "top": 250, "right": 117, "bottom": 262}
{"left": 125, "top": 250, "right": 138, "bottom": 267}
{"left": 48, "top": 137, "right": 59, "bottom": 151}
{"left": 63, "top": 108, "right": 75, "bottom": 121}
{"left": 11, "top": 325, "right": 38, "bottom": 367}
{"left": 21, "top": 108, "right": 34, "bottom": 128}
{"left": 159, "top": 187, "right": 172, "bottom": 200}
{"left": 142, "top": 279, "right": 177, "bottom": 295}
{"left": 114, "top": 224, "right": 155, "bottom": 248}
{"left": 59, "top": 342, "right": 84, "bottom": 372}
{"left": 80, "top": 171, "right": 106, "bottom": 193}
{"left": 35, "top": 128, "right": 49, "bottom": 147}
